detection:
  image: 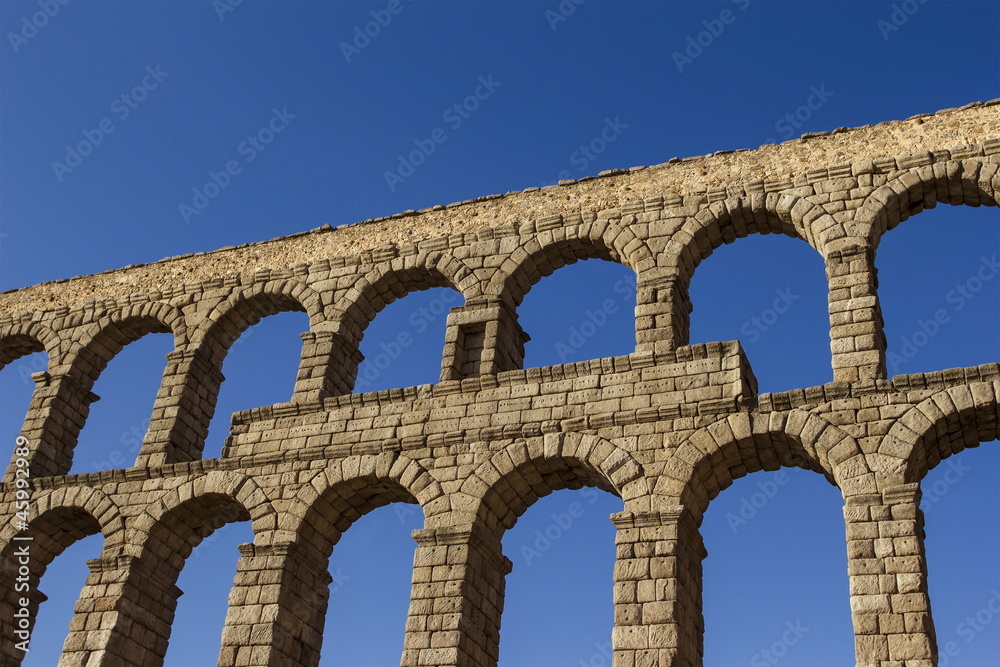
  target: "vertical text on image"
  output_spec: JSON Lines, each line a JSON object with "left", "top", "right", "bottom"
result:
{"left": 11, "top": 435, "right": 35, "bottom": 654}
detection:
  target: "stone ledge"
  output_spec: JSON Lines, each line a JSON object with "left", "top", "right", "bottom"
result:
{"left": 2, "top": 363, "right": 991, "bottom": 497}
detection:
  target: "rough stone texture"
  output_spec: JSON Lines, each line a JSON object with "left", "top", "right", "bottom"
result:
{"left": 1, "top": 101, "right": 998, "bottom": 667}
{"left": 2, "top": 100, "right": 999, "bottom": 311}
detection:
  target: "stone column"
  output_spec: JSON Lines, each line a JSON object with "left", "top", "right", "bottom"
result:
{"left": 57, "top": 553, "right": 183, "bottom": 667}
{"left": 635, "top": 275, "right": 691, "bottom": 355}
{"left": 218, "top": 542, "right": 331, "bottom": 667}
{"left": 0, "top": 552, "right": 47, "bottom": 666}
{"left": 3, "top": 371, "right": 99, "bottom": 480}
{"left": 440, "top": 300, "right": 527, "bottom": 381}
{"left": 136, "top": 348, "right": 224, "bottom": 467}
{"left": 844, "top": 483, "right": 935, "bottom": 667}
{"left": 826, "top": 241, "right": 886, "bottom": 382}
{"left": 292, "top": 330, "right": 364, "bottom": 401}
{"left": 402, "top": 524, "right": 512, "bottom": 667}
{"left": 611, "top": 507, "right": 707, "bottom": 667}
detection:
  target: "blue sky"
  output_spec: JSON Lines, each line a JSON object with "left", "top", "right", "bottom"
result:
{"left": 1, "top": 1, "right": 998, "bottom": 665}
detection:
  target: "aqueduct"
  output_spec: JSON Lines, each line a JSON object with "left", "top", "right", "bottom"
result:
{"left": 1, "top": 101, "right": 999, "bottom": 666}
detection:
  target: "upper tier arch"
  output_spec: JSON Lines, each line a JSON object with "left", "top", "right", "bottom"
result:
{"left": 192, "top": 279, "right": 323, "bottom": 356}
{"left": 489, "top": 222, "right": 654, "bottom": 308}
{"left": 666, "top": 194, "right": 831, "bottom": 283}
{"left": 0, "top": 321, "right": 61, "bottom": 369}
{"left": 857, "top": 159, "right": 1000, "bottom": 243}
{"left": 330, "top": 252, "right": 480, "bottom": 346}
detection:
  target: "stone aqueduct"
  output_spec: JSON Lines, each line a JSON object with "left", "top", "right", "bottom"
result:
{"left": 1, "top": 102, "right": 999, "bottom": 667}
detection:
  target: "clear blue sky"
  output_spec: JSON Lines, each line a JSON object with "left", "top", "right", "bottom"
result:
{"left": 1, "top": 1, "right": 998, "bottom": 665}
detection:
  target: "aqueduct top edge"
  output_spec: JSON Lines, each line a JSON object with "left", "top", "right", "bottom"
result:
{"left": 2, "top": 100, "right": 998, "bottom": 315}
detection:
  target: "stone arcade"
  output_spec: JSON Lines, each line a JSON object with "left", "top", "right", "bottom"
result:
{"left": 1, "top": 102, "right": 999, "bottom": 666}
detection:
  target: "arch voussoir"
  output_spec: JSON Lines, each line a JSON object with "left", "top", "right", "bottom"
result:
{"left": 862, "top": 159, "right": 999, "bottom": 244}
{"left": 466, "top": 433, "right": 646, "bottom": 532}
{"left": 0, "top": 321, "right": 62, "bottom": 369}
{"left": 672, "top": 411, "right": 861, "bottom": 515}
{"left": 883, "top": 381, "right": 1000, "bottom": 483}
{"left": 488, "top": 221, "right": 649, "bottom": 306}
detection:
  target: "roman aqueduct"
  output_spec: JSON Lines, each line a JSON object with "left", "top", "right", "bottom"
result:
{"left": 1, "top": 102, "right": 998, "bottom": 666}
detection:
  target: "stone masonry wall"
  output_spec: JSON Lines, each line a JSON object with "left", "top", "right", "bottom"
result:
{"left": 1, "top": 101, "right": 999, "bottom": 667}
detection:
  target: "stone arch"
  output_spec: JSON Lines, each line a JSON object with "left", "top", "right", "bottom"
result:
{"left": 826, "top": 163, "right": 997, "bottom": 383}
{"left": 446, "top": 433, "right": 645, "bottom": 667}
{"left": 146, "top": 281, "right": 323, "bottom": 461}
{"left": 858, "top": 159, "right": 1000, "bottom": 244}
{"left": 0, "top": 491, "right": 118, "bottom": 665}
{"left": 462, "top": 432, "right": 648, "bottom": 533}
{"left": 330, "top": 252, "right": 481, "bottom": 347}
{"left": 490, "top": 221, "right": 654, "bottom": 308}
{"left": 201, "top": 453, "right": 446, "bottom": 667}
{"left": 661, "top": 196, "right": 837, "bottom": 354}
{"left": 0, "top": 320, "right": 62, "bottom": 369}
{"left": 63, "top": 301, "right": 187, "bottom": 384}
{"left": 669, "top": 194, "right": 832, "bottom": 282}
{"left": 881, "top": 381, "right": 1000, "bottom": 484}
{"left": 70, "top": 472, "right": 272, "bottom": 667}
{"left": 131, "top": 471, "right": 275, "bottom": 564}
{"left": 15, "top": 303, "right": 189, "bottom": 477}
{"left": 0, "top": 323, "right": 63, "bottom": 478}
{"left": 660, "top": 410, "right": 869, "bottom": 517}
{"left": 193, "top": 278, "right": 323, "bottom": 356}
{"left": 285, "top": 451, "right": 445, "bottom": 558}
{"left": 0, "top": 485, "right": 124, "bottom": 552}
